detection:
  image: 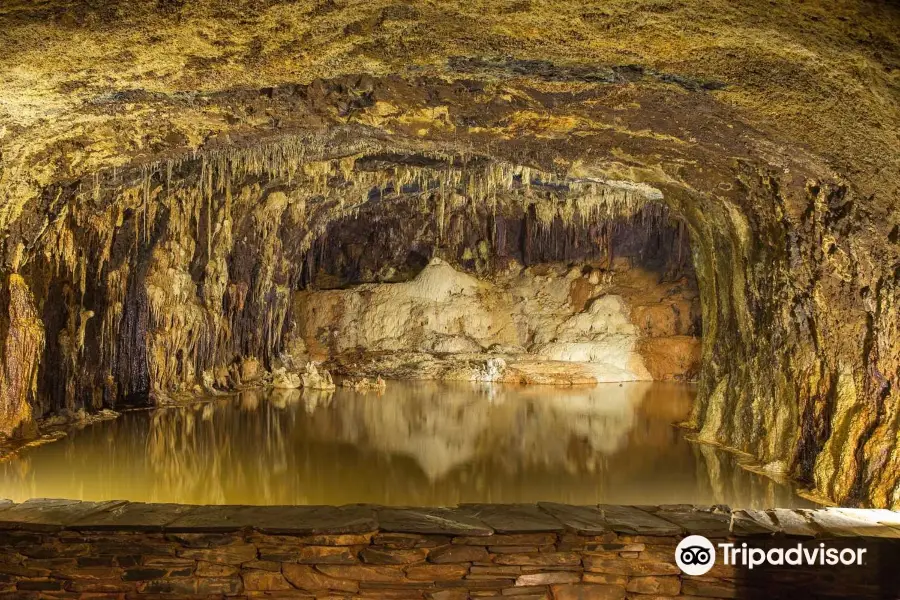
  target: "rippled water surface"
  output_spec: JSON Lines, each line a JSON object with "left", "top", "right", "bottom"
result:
{"left": 0, "top": 382, "right": 811, "bottom": 508}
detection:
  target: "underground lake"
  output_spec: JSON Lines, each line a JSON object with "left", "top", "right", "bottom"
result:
{"left": 0, "top": 381, "right": 811, "bottom": 508}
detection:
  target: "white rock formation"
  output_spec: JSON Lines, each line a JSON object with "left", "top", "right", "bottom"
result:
{"left": 292, "top": 260, "right": 698, "bottom": 383}
{"left": 301, "top": 362, "right": 336, "bottom": 390}
{"left": 271, "top": 367, "right": 302, "bottom": 389}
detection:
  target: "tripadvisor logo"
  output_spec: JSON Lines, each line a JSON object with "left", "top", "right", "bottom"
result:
{"left": 676, "top": 535, "right": 716, "bottom": 575}
{"left": 675, "top": 535, "right": 869, "bottom": 575}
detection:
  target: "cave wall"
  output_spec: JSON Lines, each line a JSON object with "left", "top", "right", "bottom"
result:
{"left": 6, "top": 154, "right": 687, "bottom": 411}
{"left": 671, "top": 171, "right": 900, "bottom": 509}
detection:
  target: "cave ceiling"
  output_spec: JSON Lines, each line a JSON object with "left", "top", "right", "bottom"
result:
{"left": 0, "top": 0, "right": 897, "bottom": 251}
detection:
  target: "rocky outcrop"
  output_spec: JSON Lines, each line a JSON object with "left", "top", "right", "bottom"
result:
{"left": 293, "top": 258, "right": 699, "bottom": 383}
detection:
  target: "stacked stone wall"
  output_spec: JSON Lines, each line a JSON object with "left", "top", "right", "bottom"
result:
{"left": 0, "top": 500, "right": 898, "bottom": 599}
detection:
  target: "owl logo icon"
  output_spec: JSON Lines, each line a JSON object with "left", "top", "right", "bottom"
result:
{"left": 675, "top": 535, "right": 716, "bottom": 576}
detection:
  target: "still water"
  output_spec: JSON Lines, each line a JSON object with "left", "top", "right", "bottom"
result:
{"left": 0, "top": 382, "right": 810, "bottom": 508}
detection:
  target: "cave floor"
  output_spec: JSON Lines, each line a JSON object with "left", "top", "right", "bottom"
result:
{"left": 0, "top": 381, "right": 812, "bottom": 509}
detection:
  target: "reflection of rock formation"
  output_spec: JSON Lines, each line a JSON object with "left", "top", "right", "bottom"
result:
{"left": 331, "top": 383, "right": 644, "bottom": 479}
{"left": 0, "top": 382, "right": 809, "bottom": 508}
{"left": 143, "top": 383, "right": 657, "bottom": 485}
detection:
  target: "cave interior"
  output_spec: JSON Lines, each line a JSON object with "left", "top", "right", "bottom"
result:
{"left": 0, "top": 0, "right": 898, "bottom": 512}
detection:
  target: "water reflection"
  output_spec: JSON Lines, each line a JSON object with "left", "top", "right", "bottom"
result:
{"left": 0, "top": 382, "right": 810, "bottom": 508}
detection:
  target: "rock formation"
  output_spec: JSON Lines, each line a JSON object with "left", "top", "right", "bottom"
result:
{"left": 0, "top": 0, "right": 897, "bottom": 509}
{"left": 293, "top": 257, "right": 699, "bottom": 383}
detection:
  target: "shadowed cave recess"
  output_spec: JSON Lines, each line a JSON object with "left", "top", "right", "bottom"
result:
{"left": 0, "top": 0, "right": 898, "bottom": 512}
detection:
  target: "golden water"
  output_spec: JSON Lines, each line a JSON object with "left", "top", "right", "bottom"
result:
{"left": 0, "top": 382, "right": 809, "bottom": 508}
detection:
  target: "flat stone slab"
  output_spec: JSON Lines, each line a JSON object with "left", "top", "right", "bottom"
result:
{"left": 70, "top": 502, "right": 198, "bottom": 531}
{"left": 832, "top": 508, "right": 900, "bottom": 534}
{"left": 767, "top": 509, "right": 818, "bottom": 538}
{"left": 375, "top": 507, "right": 491, "bottom": 536}
{"left": 166, "top": 505, "right": 377, "bottom": 534}
{"left": 654, "top": 508, "right": 732, "bottom": 538}
{"left": 802, "top": 509, "right": 900, "bottom": 539}
{"left": 730, "top": 509, "right": 780, "bottom": 537}
{"left": 460, "top": 504, "right": 565, "bottom": 533}
{"left": 0, "top": 499, "right": 895, "bottom": 541}
{"left": 0, "top": 499, "right": 128, "bottom": 531}
{"left": 537, "top": 503, "right": 610, "bottom": 535}
{"left": 598, "top": 505, "right": 682, "bottom": 536}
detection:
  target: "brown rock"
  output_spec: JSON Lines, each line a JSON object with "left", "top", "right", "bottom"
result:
{"left": 551, "top": 583, "right": 626, "bottom": 600}
{"left": 637, "top": 336, "right": 701, "bottom": 381}
{"left": 242, "top": 569, "right": 293, "bottom": 591}
{"left": 490, "top": 546, "right": 541, "bottom": 553}
{"left": 317, "top": 564, "right": 408, "bottom": 582}
{"left": 375, "top": 533, "right": 449, "bottom": 549}
{"left": 64, "top": 579, "right": 135, "bottom": 593}
{"left": 196, "top": 561, "right": 239, "bottom": 577}
{"left": 438, "top": 578, "right": 514, "bottom": 589}
{"left": 454, "top": 534, "right": 557, "bottom": 546}
{"left": 429, "top": 545, "right": 489, "bottom": 563}
{"left": 468, "top": 565, "right": 521, "bottom": 578}
{"left": 141, "top": 556, "right": 195, "bottom": 568}
{"left": 137, "top": 576, "right": 243, "bottom": 595}
{"left": 582, "top": 573, "right": 627, "bottom": 586}
{"left": 241, "top": 559, "right": 282, "bottom": 572}
{"left": 122, "top": 567, "right": 168, "bottom": 581}
{"left": 282, "top": 564, "right": 359, "bottom": 593}
{"left": 15, "top": 578, "right": 63, "bottom": 591}
{"left": 361, "top": 547, "right": 429, "bottom": 564}
{"left": 515, "top": 572, "right": 579, "bottom": 586}
{"left": 429, "top": 590, "right": 469, "bottom": 600}
{"left": 585, "top": 543, "right": 645, "bottom": 553}
{"left": 681, "top": 578, "right": 738, "bottom": 598}
{"left": 296, "top": 533, "right": 374, "bottom": 545}
{"left": 501, "top": 586, "right": 551, "bottom": 596}
{"left": 582, "top": 557, "right": 679, "bottom": 576}
{"left": 296, "top": 545, "right": 359, "bottom": 564}
{"left": 178, "top": 543, "right": 258, "bottom": 564}
{"left": 494, "top": 553, "right": 581, "bottom": 567}
{"left": 625, "top": 575, "right": 680, "bottom": 595}
{"left": 406, "top": 563, "right": 468, "bottom": 581}
{"left": 357, "top": 589, "right": 425, "bottom": 599}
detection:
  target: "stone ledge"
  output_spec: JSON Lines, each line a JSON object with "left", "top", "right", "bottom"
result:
{"left": 0, "top": 500, "right": 898, "bottom": 539}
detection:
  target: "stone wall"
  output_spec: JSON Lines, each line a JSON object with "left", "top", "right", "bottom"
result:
{"left": 1, "top": 500, "right": 899, "bottom": 599}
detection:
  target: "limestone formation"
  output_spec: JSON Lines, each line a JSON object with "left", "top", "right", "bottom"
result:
{"left": 0, "top": 0, "right": 896, "bottom": 510}
{"left": 271, "top": 367, "right": 302, "bottom": 390}
{"left": 293, "top": 258, "right": 699, "bottom": 384}
{"left": 302, "top": 362, "right": 336, "bottom": 391}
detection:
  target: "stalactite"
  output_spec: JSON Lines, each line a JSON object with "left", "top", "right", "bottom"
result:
{"left": 19, "top": 143, "right": 679, "bottom": 407}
